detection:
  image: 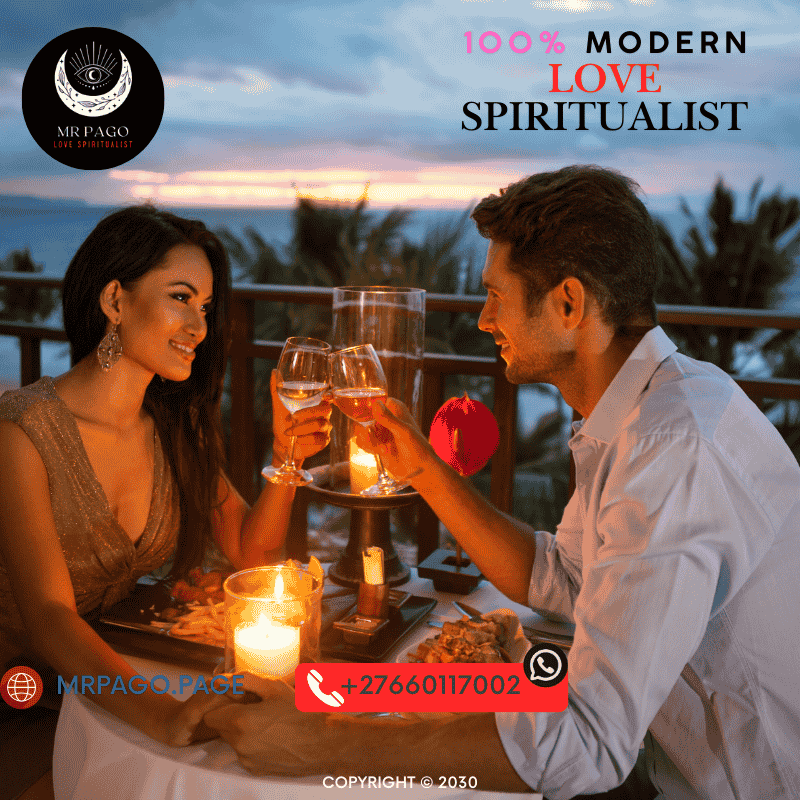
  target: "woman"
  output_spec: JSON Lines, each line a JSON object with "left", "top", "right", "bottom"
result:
{"left": 0, "top": 205, "right": 331, "bottom": 744}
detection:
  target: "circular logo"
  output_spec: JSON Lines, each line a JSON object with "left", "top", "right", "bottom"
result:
{"left": 523, "top": 644, "right": 567, "bottom": 688}
{"left": 22, "top": 27, "right": 164, "bottom": 170}
{"left": 1, "top": 666, "right": 44, "bottom": 709}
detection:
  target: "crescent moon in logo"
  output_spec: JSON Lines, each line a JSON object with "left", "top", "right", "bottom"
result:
{"left": 54, "top": 49, "right": 132, "bottom": 117}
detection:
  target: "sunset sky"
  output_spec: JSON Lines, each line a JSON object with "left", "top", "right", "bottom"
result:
{"left": 2, "top": 0, "right": 799, "bottom": 209}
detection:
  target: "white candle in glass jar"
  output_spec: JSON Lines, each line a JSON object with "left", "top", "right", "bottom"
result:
{"left": 349, "top": 437, "right": 380, "bottom": 494}
{"left": 234, "top": 614, "right": 300, "bottom": 677}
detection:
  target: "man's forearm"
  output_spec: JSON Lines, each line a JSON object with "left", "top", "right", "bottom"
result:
{"left": 411, "top": 454, "right": 536, "bottom": 605}
{"left": 335, "top": 712, "right": 531, "bottom": 793}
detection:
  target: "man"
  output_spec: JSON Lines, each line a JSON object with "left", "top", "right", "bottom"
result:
{"left": 206, "top": 166, "right": 800, "bottom": 799}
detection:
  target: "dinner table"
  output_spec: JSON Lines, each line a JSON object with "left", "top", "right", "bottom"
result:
{"left": 51, "top": 567, "right": 573, "bottom": 800}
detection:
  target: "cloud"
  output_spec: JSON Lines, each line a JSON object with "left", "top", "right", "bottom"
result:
{"left": 0, "top": 0, "right": 184, "bottom": 68}
{"left": 2, "top": 0, "right": 800, "bottom": 205}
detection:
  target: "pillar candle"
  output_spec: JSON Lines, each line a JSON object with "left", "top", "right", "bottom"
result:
{"left": 362, "top": 546, "right": 385, "bottom": 585}
{"left": 349, "top": 437, "right": 380, "bottom": 494}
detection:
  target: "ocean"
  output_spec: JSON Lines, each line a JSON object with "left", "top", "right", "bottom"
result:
{"left": 2, "top": 199, "right": 553, "bottom": 425}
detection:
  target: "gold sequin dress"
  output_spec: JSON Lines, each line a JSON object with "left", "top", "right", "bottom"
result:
{"left": 0, "top": 377, "right": 179, "bottom": 666}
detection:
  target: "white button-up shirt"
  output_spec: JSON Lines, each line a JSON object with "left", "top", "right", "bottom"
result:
{"left": 496, "top": 327, "right": 800, "bottom": 799}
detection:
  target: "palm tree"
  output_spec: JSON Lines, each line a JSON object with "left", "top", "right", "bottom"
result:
{"left": 0, "top": 248, "right": 59, "bottom": 323}
{"left": 655, "top": 179, "right": 800, "bottom": 373}
{"left": 655, "top": 178, "right": 800, "bottom": 463}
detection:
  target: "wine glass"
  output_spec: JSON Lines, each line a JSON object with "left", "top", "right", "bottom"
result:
{"left": 329, "top": 343, "right": 405, "bottom": 496}
{"left": 262, "top": 337, "right": 331, "bottom": 487}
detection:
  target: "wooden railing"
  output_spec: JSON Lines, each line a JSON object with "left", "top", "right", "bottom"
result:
{"left": 2, "top": 273, "right": 800, "bottom": 561}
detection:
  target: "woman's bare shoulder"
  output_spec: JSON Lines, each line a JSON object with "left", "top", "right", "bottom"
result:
{"left": 0, "top": 417, "right": 46, "bottom": 476}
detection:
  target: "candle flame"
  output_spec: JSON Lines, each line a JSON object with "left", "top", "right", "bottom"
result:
{"left": 254, "top": 611, "right": 279, "bottom": 633}
{"left": 273, "top": 572, "right": 284, "bottom": 601}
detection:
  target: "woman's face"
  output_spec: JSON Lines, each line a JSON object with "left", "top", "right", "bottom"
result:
{"left": 115, "top": 243, "right": 214, "bottom": 382}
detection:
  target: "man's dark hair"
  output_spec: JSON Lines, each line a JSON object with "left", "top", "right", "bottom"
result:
{"left": 471, "top": 165, "right": 660, "bottom": 331}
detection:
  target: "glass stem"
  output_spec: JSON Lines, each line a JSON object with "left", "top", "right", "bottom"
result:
{"left": 374, "top": 452, "right": 388, "bottom": 479}
{"left": 286, "top": 434, "right": 298, "bottom": 469}
{"left": 366, "top": 422, "right": 389, "bottom": 480}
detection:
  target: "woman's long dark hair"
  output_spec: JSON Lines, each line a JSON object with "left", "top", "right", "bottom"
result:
{"left": 62, "top": 204, "right": 232, "bottom": 577}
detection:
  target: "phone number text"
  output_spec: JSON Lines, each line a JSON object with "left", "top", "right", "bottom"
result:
{"left": 351, "top": 672, "right": 520, "bottom": 695}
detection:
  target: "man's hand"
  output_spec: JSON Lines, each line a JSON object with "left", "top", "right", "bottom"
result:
{"left": 357, "top": 399, "right": 537, "bottom": 606}
{"left": 204, "top": 689, "right": 336, "bottom": 776}
{"left": 271, "top": 369, "right": 332, "bottom": 463}
{"left": 353, "top": 398, "right": 439, "bottom": 487}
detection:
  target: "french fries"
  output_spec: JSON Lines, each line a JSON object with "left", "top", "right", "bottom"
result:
{"left": 168, "top": 599, "right": 226, "bottom": 647}
{"left": 154, "top": 562, "right": 322, "bottom": 649}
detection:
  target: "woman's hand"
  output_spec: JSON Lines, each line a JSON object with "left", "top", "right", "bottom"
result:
{"left": 353, "top": 398, "right": 438, "bottom": 487}
{"left": 156, "top": 690, "right": 235, "bottom": 747}
{"left": 271, "top": 369, "right": 332, "bottom": 464}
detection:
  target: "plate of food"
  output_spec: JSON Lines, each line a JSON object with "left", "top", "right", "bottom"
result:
{"left": 397, "top": 608, "right": 532, "bottom": 665}
{"left": 386, "top": 609, "right": 532, "bottom": 721}
{"left": 92, "top": 569, "right": 230, "bottom": 668}
{"left": 91, "top": 570, "right": 228, "bottom": 671}
{"left": 96, "top": 568, "right": 229, "bottom": 643}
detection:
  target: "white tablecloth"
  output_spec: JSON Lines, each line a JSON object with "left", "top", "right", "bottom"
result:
{"left": 53, "top": 569, "right": 549, "bottom": 800}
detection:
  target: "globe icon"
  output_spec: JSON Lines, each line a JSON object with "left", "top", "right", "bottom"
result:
{"left": 7, "top": 671, "right": 38, "bottom": 703}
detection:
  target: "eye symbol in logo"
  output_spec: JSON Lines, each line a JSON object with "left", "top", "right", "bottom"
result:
{"left": 523, "top": 644, "right": 567, "bottom": 687}
{"left": 306, "top": 668, "right": 345, "bottom": 708}
{"left": 76, "top": 65, "right": 111, "bottom": 85}
{"left": 54, "top": 43, "right": 132, "bottom": 117}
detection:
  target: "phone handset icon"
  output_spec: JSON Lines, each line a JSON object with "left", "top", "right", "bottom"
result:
{"left": 537, "top": 657, "right": 555, "bottom": 674}
{"left": 307, "top": 668, "right": 345, "bottom": 708}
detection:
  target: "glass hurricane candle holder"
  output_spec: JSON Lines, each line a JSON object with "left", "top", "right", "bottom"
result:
{"left": 317, "top": 286, "right": 425, "bottom": 586}
{"left": 223, "top": 565, "right": 323, "bottom": 680}
{"left": 330, "top": 286, "right": 425, "bottom": 493}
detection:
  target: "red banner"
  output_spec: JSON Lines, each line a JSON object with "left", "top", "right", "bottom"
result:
{"left": 295, "top": 663, "right": 567, "bottom": 713}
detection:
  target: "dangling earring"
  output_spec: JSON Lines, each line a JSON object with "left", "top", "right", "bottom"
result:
{"left": 97, "top": 323, "right": 122, "bottom": 371}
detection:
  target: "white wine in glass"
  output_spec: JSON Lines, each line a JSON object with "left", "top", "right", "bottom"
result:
{"left": 277, "top": 381, "right": 329, "bottom": 414}
{"left": 329, "top": 344, "right": 404, "bottom": 496}
{"left": 329, "top": 387, "right": 388, "bottom": 424}
{"left": 262, "top": 337, "right": 331, "bottom": 487}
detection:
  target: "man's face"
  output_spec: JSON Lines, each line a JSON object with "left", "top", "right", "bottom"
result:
{"left": 477, "top": 241, "right": 574, "bottom": 385}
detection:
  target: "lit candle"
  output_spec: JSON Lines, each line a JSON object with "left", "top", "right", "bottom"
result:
{"left": 363, "top": 546, "right": 384, "bottom": 585}
{"left": 259, "top": 572, "right": 302, "bottom": 619}
{"left": 349, "top": 437, "right": 380, "bottom": 494}
{"left": 234, "top": 613, "right": 300, "bottom": 677}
